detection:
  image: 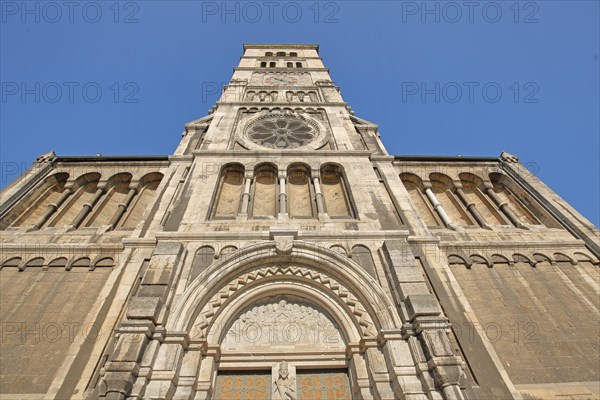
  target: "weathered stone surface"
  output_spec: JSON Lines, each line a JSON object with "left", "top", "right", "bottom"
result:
{"left": 1, "top": 43, "right": 598, "bottom": 400}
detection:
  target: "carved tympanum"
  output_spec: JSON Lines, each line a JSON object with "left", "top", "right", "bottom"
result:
{"left": 221, "top": 297, "right": 344, "bottom": 352}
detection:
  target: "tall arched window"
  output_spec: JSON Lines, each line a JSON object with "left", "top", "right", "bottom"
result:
{"left": 296, "top": 62, "right": 302, "bottom": 68}
{"left": 287, "top": 164, "right": 314, "bottom": 218}
{"left": 320, "top": 164, "right": 353, "bottom": 218}
{"left": 120, "top": 172, "right": 163, "bottom": 229}
{"left": 352, "top": 245, "right": 377, "bottom": 278}
{"left": 251, "top": 164, "right": 278, "bottom": 218}
{"left": 269, "top": 62, "right": 276, "bottom": 68}
{"left": 212, "top": 164, "right": 245, "bottom": 218}
{"left": 287, "top": 62, "right": 293, "bottom": 68}
{"left": 85, "top": 173, "right": 132, "bottom": 227}
{"left": 400, "top": 173, "right": 440, "bottom": 227}
{"left": 260, "top": 62, "right": 267, "bottom": 68}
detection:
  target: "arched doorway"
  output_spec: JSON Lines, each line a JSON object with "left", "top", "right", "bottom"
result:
{"left": 167, "top": 241, "right": 403, "bottom": 399}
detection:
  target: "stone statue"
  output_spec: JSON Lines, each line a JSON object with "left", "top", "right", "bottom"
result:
{"left": 273, "top": 361, "right": 296, "bottom": 400}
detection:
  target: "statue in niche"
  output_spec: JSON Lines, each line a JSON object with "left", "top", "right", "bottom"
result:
{"left": 273, "top": 361, "right": 296, "bottom": 400}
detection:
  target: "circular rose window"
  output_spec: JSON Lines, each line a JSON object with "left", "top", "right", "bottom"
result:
{"left": 246, "top": 115, "right": 318, "bottom": 149}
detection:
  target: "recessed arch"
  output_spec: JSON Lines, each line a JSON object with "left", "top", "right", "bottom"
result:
{"left": 211, "top": 164, "right": 245, "bottom": 219}
{"left": 49, "top": 172, "right": 101, "bottom": 228}
{"left": 1, "top": 257, "right": 22, "bottom": 269}
{"left": 168, "top": 241, "right": 401, "bottom": 340}
{"left": 48, "top": 257, "right": 68, "bottom": 269}
{"left": 400, "top": 173, "right": 440, "bottom": 227}
{"left": 24, "top": 257, "right": 45, "bottom": 269}
{"left": 2, "top": 172, "right": 69, "bottom": 229}
{"left": 251, "top": 163, "right": 278, "bottom": 218}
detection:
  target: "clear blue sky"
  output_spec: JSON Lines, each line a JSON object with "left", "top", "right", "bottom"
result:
{"left": 1, "top": 1, "right": 598, "bottom": 226}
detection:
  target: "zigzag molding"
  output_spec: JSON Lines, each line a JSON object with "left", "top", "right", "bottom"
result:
{"left": 195, "top": 264, "right": 377, "bottom": 337}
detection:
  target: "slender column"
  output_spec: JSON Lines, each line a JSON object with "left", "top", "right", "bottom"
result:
{"left": 483, "top": 181, "right": 526, "bottom": 228}
{"left": 69, "top": 185, "right": 106, "bottom": 229}
{"left": 312, "top": 177, "right": 325, "bottom": 215}
{"left": 278, "top": 174, "right": 287, "bottom": 215}
{"left": 107, "top": 186, "right": 138, "bottom": 229}
{"left": 423, "top": 183, "right": 455, "bottom": 230}
{"left": 453, "top": 184, "right": 491, "bottom": 229}
{"left": 239, "top": 176, "right": 252, "bottom": 216}
{"left": 31, "top": 185, "right": 73, "bottom": 229}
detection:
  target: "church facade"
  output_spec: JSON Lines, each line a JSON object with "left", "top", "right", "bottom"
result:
{"left": 0, "top": 44, "right": 598, "bottom": 400}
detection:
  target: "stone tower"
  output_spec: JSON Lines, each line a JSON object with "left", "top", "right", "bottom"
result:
{"left": 0, "top": 44, "right": 598, "bottom": 400}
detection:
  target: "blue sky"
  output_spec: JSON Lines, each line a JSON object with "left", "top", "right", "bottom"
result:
{"left": 1, "top": 1, "right": 599, "bottom": 226}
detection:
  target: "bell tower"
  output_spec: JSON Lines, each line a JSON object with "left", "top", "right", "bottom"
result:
{"left": 2, "top": 43, "right": 598, "bottom": 400}
{"left": 169, "top": 43, "right": 401, "bottom": 229}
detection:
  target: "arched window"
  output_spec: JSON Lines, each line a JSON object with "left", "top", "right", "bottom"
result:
{"left": 269, "top": 62, "right": 276, "bottom": 68}
{"left": 85, "top": 173, "right": 132, "bottom": 227}
{"left": 352, "top": 245, "right": 377, "bottom": 278}
{"left": 296, "top": 62, "right": 302, "bottom": 68}
{"left": 2, "top": 172, "right": 69, "bottom": 229}
{"left": 49, "top": 173, "right": 101, "bottom": 227}
{"left": 120, "top": 173, "right": 163, "bottom": 229}
{"left": 287, "top": 62, "right": 293, "bottom": 68}
{"left": 320, "top": 164, "right": 353, "bottom": 218}
{"left": 189, "top": 246, "right": 215, "bottom": 284}
{"left": 212, "top": 164, "right": 245, "bottom": 218}
{"left": 265, "top": 52, "right": 273, "bottom": 57}
{"left": 287, "top": 164, "right": 314, "bottom": 218}
{"left": 260, "top": 62, "right": 267, "bottom": 68}
{"left": 251, "top": 164, "right": 278, "bottom": 218}
{"left": 276, "top": 51, "right": 286, "bottom": 57}
{"left": 289, "top": 52, "right": 298, "bottom": 57}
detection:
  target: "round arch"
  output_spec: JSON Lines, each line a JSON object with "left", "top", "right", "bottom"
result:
{"left": 168, "top": 241, "right": 402, "bottom": 340}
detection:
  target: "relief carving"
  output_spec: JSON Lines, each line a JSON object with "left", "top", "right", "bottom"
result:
{"left": 221, "top": 297, "right": 344, "bottom": 352}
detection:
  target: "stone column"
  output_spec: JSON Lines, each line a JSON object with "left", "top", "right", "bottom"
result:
{"left": 31, "top": 184, "right": 73, "bottom": 229}
{"left": 239, "top": 175, "right": 252, "bottom": 216}
{"left": 107, "top": 185, "right": 138, "bottom": 230}
{"left": 69, "top": 183, "right": 106, "bottom": 230}
{"left": 482, "top": 181, "right": 526, "bottom": 228}
{"left": 312, "top": 176, "right": 326, "bottom": 216}
{"left": 423, "top": 182, "right": 456, "bottom": 230}
{"left": 278, "top": 172, "right": 288, "bottom": 218}
{"left": 452, "top": 182, "right": 491, "bottom": 229}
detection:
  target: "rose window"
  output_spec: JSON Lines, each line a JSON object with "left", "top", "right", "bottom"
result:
{"left": 246, "top": 115, "right": 317, "bottom": 149}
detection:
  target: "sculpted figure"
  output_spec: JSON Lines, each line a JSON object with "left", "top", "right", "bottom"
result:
{"left": 273, "top": 362, "right": 296, "bottom": 400}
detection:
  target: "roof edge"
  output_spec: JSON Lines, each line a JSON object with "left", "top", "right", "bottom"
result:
{"left": 56, "top": 155, "right": 170, "bottom": 162}
{"left": 243, "top": 43, "right": 319, "bottom": 52}
{"left": 393, "top": 155, "right": 500, "bottom": 162}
